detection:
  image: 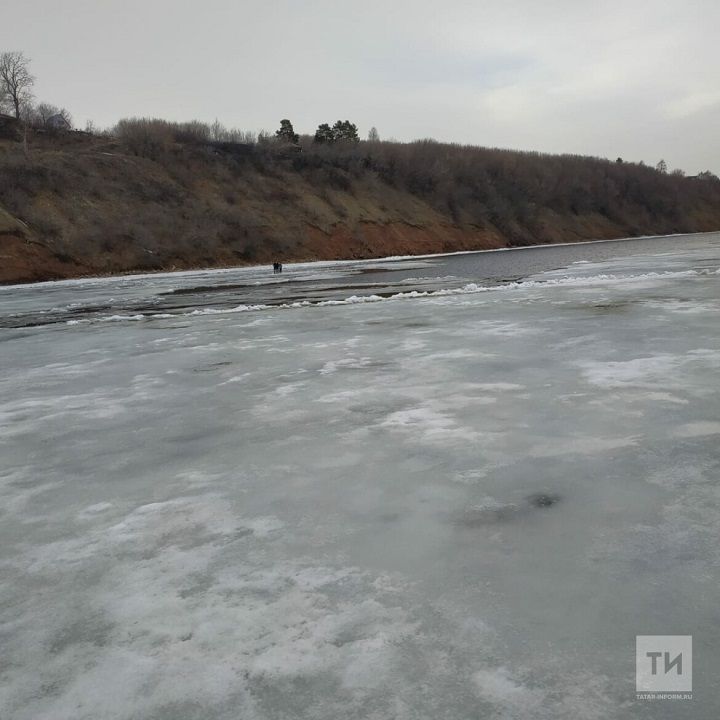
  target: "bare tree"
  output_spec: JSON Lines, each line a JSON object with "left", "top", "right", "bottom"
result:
{"left": 210, "top": 118, "right": 224, "bottom": 141}
{"left": 368, "top": 126, "right": 380, "bottom": 142}
{"left": 0, "top": 51, "right": 35, "bottom": 119}
{"left": 27, "top": 102, "right": 72, "bottom": 131}
{"left": 33, "top": 103, "right": 57, "bottom": 125}
{"left": 32, "top": 102, "right": 58, "bottom": 127}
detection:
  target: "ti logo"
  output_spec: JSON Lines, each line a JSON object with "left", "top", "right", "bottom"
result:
{"left": 636, "top": 636, "right": 692, "bottom": 695}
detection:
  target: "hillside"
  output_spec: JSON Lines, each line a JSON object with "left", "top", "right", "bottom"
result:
{"left": 1, "top": 128, "right": 719, "bottom": 284}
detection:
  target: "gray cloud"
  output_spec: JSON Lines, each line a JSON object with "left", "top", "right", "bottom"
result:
{"left": 3, "top": 0, "right": 718, "bottom": 172}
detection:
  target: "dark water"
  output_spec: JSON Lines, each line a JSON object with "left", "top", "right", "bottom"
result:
{"left": 350, "top": 232, "right": 720, "bottom": 285}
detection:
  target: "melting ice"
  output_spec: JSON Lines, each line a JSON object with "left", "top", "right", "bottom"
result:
{"left": 1, "top": 234, "right": 720, "bottom": 719}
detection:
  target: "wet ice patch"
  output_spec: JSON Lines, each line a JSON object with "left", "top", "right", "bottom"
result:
{"left": 455, "top": 493, "right": 562, "bottom": 527}
{"left": 476, "top": 320, "right": 541, "bottom": 337}
{"left": 526, "top": 492, "right": 562, "bottom": 508}
{"left": 455, "top": 498, "right": 520, "bottom": 526}
{"left": 0, "top": 475, "right": 63, "bottom": 518}
{"left": 241, "top": 515, "right": 285, "bottom": 537}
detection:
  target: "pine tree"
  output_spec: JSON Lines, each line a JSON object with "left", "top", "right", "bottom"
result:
{"left": 332, "top": 120, "right": 359, "bottom": 143}
{"left": 313, "top": 123, "right": 334, "bottom": 144}
{"left": 276, "top": 119, "right": 299, "bottom": 144}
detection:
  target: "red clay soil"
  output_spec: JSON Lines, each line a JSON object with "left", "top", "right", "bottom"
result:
{"left": 0, "top": 222, "right": 510, "bottom": 284}
{"left": 0, "top": 234, "right": 89, "bottom": 284}
{"left": 1, "top": 216, "right": 716, "bottom": 285}
{"left": 302, "top": 222, "right": 507, "bottom": 260}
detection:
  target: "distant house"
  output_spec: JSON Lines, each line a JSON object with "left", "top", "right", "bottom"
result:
{"left": 46, "top": 114, "right": 71, "bottom": 132}
{"left": 688, "top": 171, "right": 720, "bottom": 182}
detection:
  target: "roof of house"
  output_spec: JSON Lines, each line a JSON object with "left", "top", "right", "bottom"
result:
{"left": 47, "top": 114, "right": 71, "bottom": 125}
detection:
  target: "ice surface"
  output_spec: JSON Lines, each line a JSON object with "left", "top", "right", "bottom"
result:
{"left": 1, "top": 234, "right": 720, "bottom": 719}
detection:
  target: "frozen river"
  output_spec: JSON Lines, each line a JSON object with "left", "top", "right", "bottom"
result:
{"left": 1, "top": 233, "right": 719, "bottom": 719}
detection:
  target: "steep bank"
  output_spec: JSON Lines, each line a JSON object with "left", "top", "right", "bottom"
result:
{"left": 1, "top": 133, "right": 719, "bottom": 284}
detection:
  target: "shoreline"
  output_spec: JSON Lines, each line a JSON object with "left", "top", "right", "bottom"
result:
{"left": 2, "top": 229, "right": 719, "bottom": 291}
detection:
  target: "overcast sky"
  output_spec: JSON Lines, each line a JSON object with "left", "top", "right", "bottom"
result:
{"left": 3, "top": 0, "right": 718, "bottom": 173}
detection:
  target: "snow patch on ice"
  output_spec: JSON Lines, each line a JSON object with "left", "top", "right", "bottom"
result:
{"left": 218, "top": 372, "right": 253, "bottom": 386}
{"left": 242, "top": 515, "right": 285, "bottom": 537}
{"left": 473, "top": 666, "right": 545, "bottom": 711}
{"left": 529, "top": 435, "right": 639, "bottom": 457}
{"left": 674, "top": 422, "right": 720, "bottom": 437}
{"left": 643, "top": 299, "right": 718, "bottom": 314}
{"left": 452, "top": 468, "right": 491, "bottom": 484}
{"left": 578, "top": 355, "right": 683, "bottom": 388}
{"left": 380, "top": 406, "right": 479, "bottom": 444}
{"left": 77, "top": 502, "right": 114, "bottom": 519}
{"left": 272, "top": 381, "right": 306, "bottom": 397}
{"left": 100, "top": 314, "right": 145, "bottom": 322}
{"left": 319, "top": 357, "right": 375, "bottom": 375}
{"left": 316, "top": 388, "right": 372, "bottom": 404}
{"left": 643, "top": 391, "right": 689, "bottom": 405}
{"left": 419, "top": 348, "right": 479, "bottom": 362}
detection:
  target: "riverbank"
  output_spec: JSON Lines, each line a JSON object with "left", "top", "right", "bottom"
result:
{"left": 2, "top": 132, "right": 719, "bottom": 284}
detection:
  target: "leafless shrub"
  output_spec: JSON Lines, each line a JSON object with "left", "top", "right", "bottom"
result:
{"left": 114, "top": 118, "right": 174, "bottom": 158}
{"left": 173, "top": 120, "right": 211, "bottom": 144}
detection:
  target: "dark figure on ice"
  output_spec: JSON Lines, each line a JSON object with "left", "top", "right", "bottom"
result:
{"left": 273, "top": 262, "right": 283, "bottom": 274}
